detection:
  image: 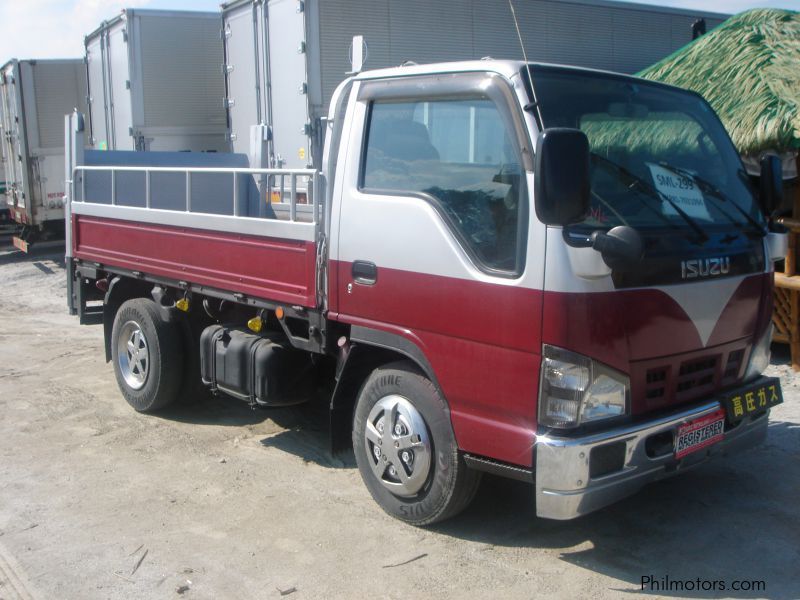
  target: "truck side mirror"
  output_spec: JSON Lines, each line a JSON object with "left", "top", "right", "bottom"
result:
{"left": 534, "top": 128, "right": 590, "bottom": 226}
{"left": 759, "top": 154, "right": 783, "bottom": 217}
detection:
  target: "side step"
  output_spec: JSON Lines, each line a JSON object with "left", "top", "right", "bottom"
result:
{"left": 463, "top": 453, "right": 534, "bottom": 483}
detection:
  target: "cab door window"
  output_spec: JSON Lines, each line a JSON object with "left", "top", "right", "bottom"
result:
{"left": 361, "top": 97, "right": 527, "bottom": 275}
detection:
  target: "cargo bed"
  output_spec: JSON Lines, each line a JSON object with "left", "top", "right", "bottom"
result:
{"left": 67, "top": 143, "right": 321, "bottom": 309}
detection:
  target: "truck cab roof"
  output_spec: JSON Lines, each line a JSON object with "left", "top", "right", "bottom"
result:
{"left": 350, "top": 59, "right": 688, "bottom": 97}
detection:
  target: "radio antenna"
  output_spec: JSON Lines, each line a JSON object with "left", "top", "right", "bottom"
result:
{"left": 508, "top": 0, "right": 543, "bottom": 126}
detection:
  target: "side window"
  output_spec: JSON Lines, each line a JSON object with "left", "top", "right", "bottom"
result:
{"left": 362, "top": 97, "right": 526, "bottom": 274}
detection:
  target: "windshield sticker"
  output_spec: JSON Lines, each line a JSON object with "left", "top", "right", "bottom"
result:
{"left": 589, "top": 205, "right": 608, "bottom": 224}
{"left": 647, "top": 163, "right": 711, "bottom": 221}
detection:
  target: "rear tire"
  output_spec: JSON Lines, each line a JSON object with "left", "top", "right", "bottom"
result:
{"left": 111, "top": 298, "right": 183, "bottom": 412}
{"left": 352, "top": 361, "right": 481, "bottom": 525}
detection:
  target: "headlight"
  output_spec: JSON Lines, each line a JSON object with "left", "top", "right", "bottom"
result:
{"left": 745, "top": 324, "right": 773, "bottom": 380}
{"left": 539, "top": 345, "right": 629, "bottom": 429}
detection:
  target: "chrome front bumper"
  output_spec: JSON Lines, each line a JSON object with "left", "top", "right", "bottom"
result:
{"left": 534, "top": 399, "right": 769, "bottom": 520}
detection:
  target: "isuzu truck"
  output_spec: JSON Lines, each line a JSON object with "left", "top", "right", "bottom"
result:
{"left": 67, "top": 60, "right": 786, "bottom": 524}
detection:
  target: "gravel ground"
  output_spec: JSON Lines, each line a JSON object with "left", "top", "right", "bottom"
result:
{"left": 0, "top": 246, "right": 798, "bottom": 600}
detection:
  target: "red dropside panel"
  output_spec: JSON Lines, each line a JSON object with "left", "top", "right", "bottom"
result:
{"left": 73, "top": 215, "right": 317, "bottom": 307}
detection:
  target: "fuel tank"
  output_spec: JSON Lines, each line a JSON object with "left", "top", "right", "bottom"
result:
{"left": 200, "top": 325, "right": 314, "bottom": 406}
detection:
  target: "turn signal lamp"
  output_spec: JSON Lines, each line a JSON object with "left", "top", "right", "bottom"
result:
{"left": 275, "top": 306, "right": 285, "bottom": 320}
{"left": 175, "top": 298, "right": 190, "bottom": 312}
{"left": 247, "top": 316, "right": 263, "bottom": 333}
{"left": 745, "top": 324, "right": 773, "bottom": 380}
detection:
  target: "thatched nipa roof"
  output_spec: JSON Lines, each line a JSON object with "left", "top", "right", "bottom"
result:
{"left": 638, "top": 8, "right": 800, "bottom": 156}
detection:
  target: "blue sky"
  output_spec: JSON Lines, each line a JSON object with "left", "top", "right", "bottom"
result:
{"left": 0, "top": 0, "right": 797, "bottom": 60}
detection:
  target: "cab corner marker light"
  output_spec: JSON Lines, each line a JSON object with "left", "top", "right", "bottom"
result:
{"left": 247, "top": 316, "right": 263, "bottom": 333}
{"left": 175, "top": 298, "right": 190, "bottom": 312}
{"left": 275, "top": 306, "right": 285, "bottom": 320}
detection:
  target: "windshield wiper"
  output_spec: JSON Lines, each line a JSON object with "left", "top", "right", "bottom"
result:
{"left": 591, "top": 154, "right": 709, "bottom": 244}
{"left": 656, "top": 162, "right": 767, "bottom": 237}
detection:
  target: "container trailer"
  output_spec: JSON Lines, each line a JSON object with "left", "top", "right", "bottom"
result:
{"left": 67, "top": 59, "right": 787, "bottom": 525}
{"left": 221, "top": 0, "right": 727, "bottom": 169}
{"left": 85, "top": 9, "right": 227, "bottom": 153}
{"left": 0, "top": 59, "right": 87, "bottom": 250}
{"left": 1, "top": 109, "right": 9, "bottom": 229}
{"left": 0, "top": 188, "right": 9, "bottom": 230}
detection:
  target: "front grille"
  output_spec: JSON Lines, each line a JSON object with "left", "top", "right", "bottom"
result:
{"left": 723, "top": 349, "right": 745, "bottom": 383}
{"left": 633, "top": 342, "right": 748, "bottom": 413}
{"left": 675, "top": 355, "right": 718, "bottom": 400}
{"left": 645, "top": 367, "right": 668, "bottom": 400}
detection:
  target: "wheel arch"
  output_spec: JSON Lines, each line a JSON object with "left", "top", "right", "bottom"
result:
{"left": 329, "top": 326, "right": 447, "bottom": 454}
{"left": 102, "top": 277, "right": 155, "bottom": 362}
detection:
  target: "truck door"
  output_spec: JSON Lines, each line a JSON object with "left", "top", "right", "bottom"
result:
{"left": 86, "top": 34, "right": 109, "bottom": 149}
{"left": 3, "top": 69, "right": 28, "bottom": 210}
{"left": 266, "top": 0, "right": 310, "bottom": 168}
{"left": 223, "top": 1, "right": 265, "bottom": 156}
{"left": 331, "top": 72, "right": 547, "bottom": 467}
{"left": 107, "top": 23, "right": 133, "bottom": 150}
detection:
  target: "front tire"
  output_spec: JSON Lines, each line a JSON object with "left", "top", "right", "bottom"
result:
{"left": 352, "top": 362, "right": 481, "bottom": 525}
{"left": 111, "top": 298, "right": 183, "bottom": 412}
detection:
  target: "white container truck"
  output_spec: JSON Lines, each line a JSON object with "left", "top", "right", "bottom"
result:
{"left": 85, "top": 9, "right": 227, "bottom": 153}
{"left": 0, "top": 59, "right": 88, "bottom": 249}
{"left": 0, "top": 154, "right": 10, "bottom": 229}
{"left": 0, "top": 173, "right": 9, "bottom": 230}
{"left": 221, "top": 0, "right": 727, "bottom": 169}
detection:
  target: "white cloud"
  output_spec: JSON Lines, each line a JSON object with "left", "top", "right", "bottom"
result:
{"left": 0, "top": 0, "right": 152, "bottom": 61}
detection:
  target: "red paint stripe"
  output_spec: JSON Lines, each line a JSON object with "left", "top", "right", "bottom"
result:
{"left": 331, "top": 261, "right": 542, "bottom": 466}
{"left": 331, "top": 261, "right": 768, "bottom": 465}
{"left": 542, "top": 275, "right": 766, "bottom": 369}
{"left": 331, "top": 261, "right": 541, "bottom": 352}
{"left": 543, "top": 274, "right": 769, "bottom": 413}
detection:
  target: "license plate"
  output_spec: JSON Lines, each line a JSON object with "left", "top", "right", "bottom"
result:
{"left": 674, "top": 408, "right": 725, "bottom": 459}
{"left": 721, "top": 377, "right": 783, "bottom": 423}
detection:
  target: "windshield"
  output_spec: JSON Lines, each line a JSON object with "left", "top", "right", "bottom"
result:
{"left": 528, "top": 67, "right": 764, "bottom": 236}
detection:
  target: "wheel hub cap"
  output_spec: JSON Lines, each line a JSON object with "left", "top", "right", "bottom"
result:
{"left": 117, "top": 321, "right": 149, "bottom": 390}
{"left": 365, "top": 395, "right": 432, "bottom": 497}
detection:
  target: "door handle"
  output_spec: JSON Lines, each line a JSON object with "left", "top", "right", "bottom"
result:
{"left": 352, "top": 260, "right": 377, "bottom": 285}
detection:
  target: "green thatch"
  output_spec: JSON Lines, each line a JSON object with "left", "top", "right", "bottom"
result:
{"left": 638, "top": 8, "right": 800, "bottom": 156}
{"left": 582, "top": 114, "right": 704, "bottom": 160}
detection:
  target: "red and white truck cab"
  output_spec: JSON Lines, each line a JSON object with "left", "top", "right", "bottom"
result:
{"left": 67, "top": 60, "right": 787, "bottom": 525}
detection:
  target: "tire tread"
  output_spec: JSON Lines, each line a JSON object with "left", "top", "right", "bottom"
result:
{"left": 111, "top": 298, "right": 183, "bottom": 412}
{"left": 353, "top": 360, "right": 481, "bottom": 526}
